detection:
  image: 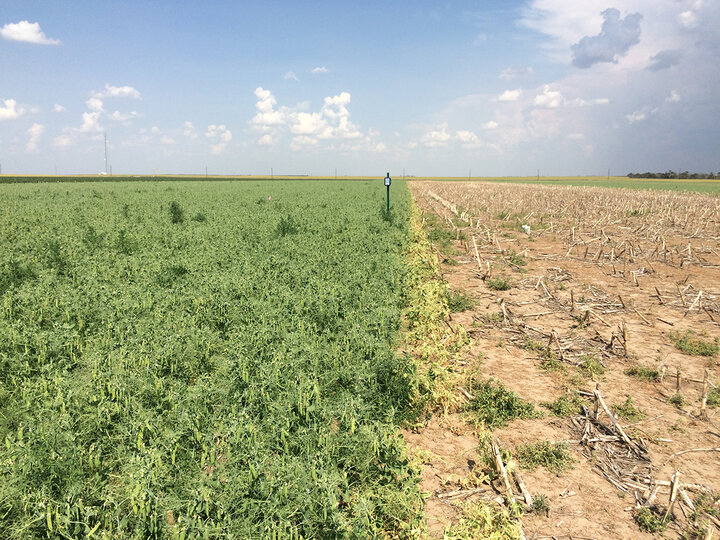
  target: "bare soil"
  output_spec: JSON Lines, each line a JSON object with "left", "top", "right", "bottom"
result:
{"left": 404, "top": 181, "right": 720, "bottom": 539}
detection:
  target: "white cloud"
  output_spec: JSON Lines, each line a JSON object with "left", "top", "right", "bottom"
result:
{"left": 53, "top": 104, "right": 66, "bottom": 113}
{"left": 86, "top": 97, "right": 104, "bottom": 112}
{"left": 183, "top": 121, "right": 198, "bottom": 139}
{"left": 533, "top": 85, "right": 608, "bottom": 108}
{"left": 422, "top": 123, "right": 451, "bottom": 148}
{"left": 26, "top": 123, "right": 44, "bottom": 152}
{"left": 500, "top": 67, "right": 534, "bottom": 80}
{"left": 665, "top": 90, "right": 680, "bottom": 103}
{"left": 283, "top": 71, "right": 299, "bottom": 81}
{"left": 568, "top": 133, "right": 585, "bottom": 140}
{"left": 0, "top": 21, "right": 60, "bottom": 45}
{"left": 160, "top": 135, "right": 175, "bottom": 144}
{"left": 109, "top": 110, "right": 139, "bottom": 122}
{"left": 251, "top": 87, "right": 287, "bottom": 130}
{"left": 0, "top": 98, "right": 24, "bottom": 121}
{"left": 249, "top": 87, "right": 382, "bottom": 152}
{"left": 205, "top": 124, "right": 232, "bottom": 154}
{"left": 74, "top": 84, "right": 142, "bottom": 133}
{"left": 534, "top": 85, "right": 564, "bottom": 108}
{"left": 455, "top": 130, "right": 478, "bottom": 143}
{"left": 626, "top": 110, "right": 647, "bottom": 123}
{"left": 92, "top": 84, "right": 141, "bottom": 100}
{"left": 497, "top": 89, "right": 522, "bottom": 102}
{"left": 80, "top": 111, "right": 102, "bottom": 132}
{"left": 482, "top": 120, "right": 499, "bottom": 129}
{"left": 311, "top": 66, "right": 328, "bottom": 74}
{"left": 679, "top": 10, "right": 698, "bottom": 28}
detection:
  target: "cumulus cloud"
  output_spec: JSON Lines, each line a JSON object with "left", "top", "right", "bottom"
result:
{"left": 533, "top": 86, "right": 564, "bottom": 108}
{"left": 251, "top": 87, "right": 288, "bottom": 132}
{"left": 183, "top": 121, "right": 198, "bottom": 139}
{"left": 455, "top": 130, "right": 478, "bottom": 143}
{"left": 109, "top": 110, "right": 139, "bottom": 122}
{"left": 283, "top": 71, "right": 299, "bottom": 81}
{"left": 0, "top": 98, "right": 24, "bottom": 121}
{"left": 533, "top": 85, "right": 608, "bottom": 108}
{"left": 500, "top": 67, "right": 534, "bottom": 80}
{"left": 482, "top": 120, "right": 499, "bottom": 129}
{"left": 205, "top": 124, "right": 232, "bottom": 154}
{"left": 76, "top": 84, "right": 142, "bottom": 133}
{"left": 571, "top": 8, "right": 643, "bottom": 68}
{"left": 647, "top": 49, "right": 681, "bottom": 72}
{"left": 311, "top": 66, "right": 328, "bottom": 74}
{"left": 626, "top": 110, "right": 646, "bottom": 123}
{"left": 91, "top": 84, "right": 141, "bottom": 100}
{"left": 250, "top": 87, "right": 376, "bottom": 151}
{"left": 497, "top": 89, "right": 522, "bottom": 102}
{"left": 53, "top": 104, "right": 66, "bottom": 113}
{"left": 0, "top": 21, "right": 60, "bottom": 45}
{"left": 26, "top": 123, "right": 44, "bottom": 152}
{"left": 290, "top": 92, "right": 362, "bottom": 145}
{"left": 422, "top": 123, "right": 451, "bottom": 148}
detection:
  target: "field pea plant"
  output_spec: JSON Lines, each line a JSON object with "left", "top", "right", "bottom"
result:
{"left": 0, "top": 180, "right": 425, "bottom": 538}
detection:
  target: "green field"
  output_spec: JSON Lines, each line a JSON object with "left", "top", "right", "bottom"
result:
{"left": 0, "top": 180, "right": 423, "bottom": 538}
{"left": 3, "top": 174, "right": 719, "bottom": 193}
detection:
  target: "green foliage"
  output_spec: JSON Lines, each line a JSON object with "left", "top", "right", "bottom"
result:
{"left": 515, "top": 441, "right": 575, "bottom": 475}
{"left": 506, "top": 251, "right": 527, "bottom": 267}
{"left": 624, "top": 364, "right": 660, "bottom": 382}
{"left": 579, "top": 354, "right": 605, "bottom": 379}
{"left": 542, "top": 394, "right": 583, "bottom": 417}
{"left": 670, "top": 330, "right": 719, "bottom": 357}
{"left": 169, "top": 200, "right": 184, "bottom": 223}
{"left": 275, "top": 215, "right": 299, "bottom": 237}
{"left": 0, "top": 258, "right": 36, "bottom": 295}
{"left": 670, "top": 392, "right": 685, "bottom": 407}
{"left": 190, "top": 212, "right": 207, "bottom": 222}
{"left": 465, "top": 379, "right": 539, "bottom": 429}
{"left": 422, "top": 213, "right": 456, "bottom": 252}
{"left": 443, "top": 500, "right": 523, "bottom": 539}
{"left": 613, "top": 396, "right": 646, "bottom": 422}
{"left": 531, "top": 494, "right": 550, "bottom": 516}
{"left": 487, "top": 276, "right": 511, "bottom": 291}
{"left": 707, "top": 387, "right": 720, "bottom": 407}
{"left": 448, "top": 290, "right": 475, "bottom": 313}
{"left": 634, "top": 507, "right": 668, "bottom": 533}
{"left": 0, "top": 180, "right": 423, "bottom": 539}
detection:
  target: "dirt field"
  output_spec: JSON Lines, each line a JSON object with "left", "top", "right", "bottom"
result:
{"left": 406, "top": 181, "right": 720, "bottom": 539}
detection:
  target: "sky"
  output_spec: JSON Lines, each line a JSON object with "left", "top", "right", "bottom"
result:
{"left": 1, "top": 0, "right": 718, "bottom": 177}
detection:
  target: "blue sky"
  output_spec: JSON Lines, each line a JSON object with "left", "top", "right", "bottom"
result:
{"left": 1, "top": 0, "right": 718, "bottom": 176}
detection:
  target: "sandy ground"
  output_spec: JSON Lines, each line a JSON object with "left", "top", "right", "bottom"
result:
{"left": 404, "top": 181, "right": 720, "bottom": 539}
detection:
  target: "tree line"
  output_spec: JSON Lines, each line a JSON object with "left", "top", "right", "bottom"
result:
{"left": 627, "top": 171, "right": 717, "bottom": 179}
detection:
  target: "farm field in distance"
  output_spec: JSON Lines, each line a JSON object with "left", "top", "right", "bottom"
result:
{"left": 407, "top": 181, "right": 720, "bottom": 538}
{"left": 0, "top": 179, "right": 424, "bottom": 538}
{"left": 2, "top": 174, "right": 719, "bottom": 194}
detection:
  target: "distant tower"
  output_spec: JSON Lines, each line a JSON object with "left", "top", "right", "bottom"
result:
{"left": 104, "top": 133, "right": 109, "bottom": 175}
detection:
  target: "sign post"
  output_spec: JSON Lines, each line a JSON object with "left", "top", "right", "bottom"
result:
{"left": 384, "top": 172, "right": 391, "bottom": 213}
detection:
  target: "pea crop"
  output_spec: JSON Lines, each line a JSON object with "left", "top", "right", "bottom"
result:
{"left": 0, "top": 180, "right": 423, "bottom": 538}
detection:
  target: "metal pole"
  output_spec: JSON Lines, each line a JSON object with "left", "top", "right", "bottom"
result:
{"left": 386, "top": 185, "right": 390, "bottom": 213}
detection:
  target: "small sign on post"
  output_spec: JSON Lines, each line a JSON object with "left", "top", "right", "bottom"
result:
{"left": 384, "top": 172, "right": 391, "bottom": 213}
